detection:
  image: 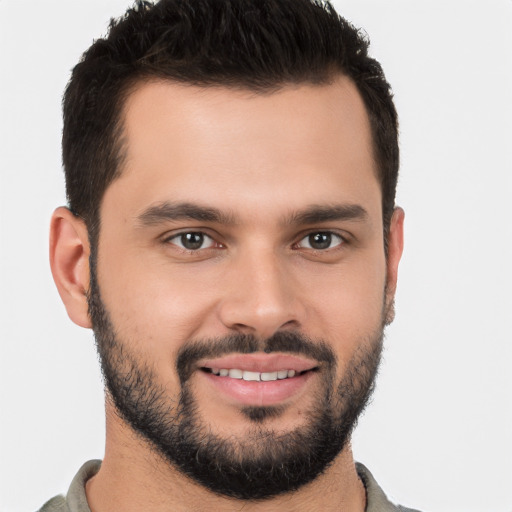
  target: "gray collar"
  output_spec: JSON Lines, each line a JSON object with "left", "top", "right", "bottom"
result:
{"left": 55, "top": 459, "right": 417, "bottom": 512}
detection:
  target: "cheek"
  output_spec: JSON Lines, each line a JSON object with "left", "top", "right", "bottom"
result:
{"left": 299, "top": 252, "right": 386, "bottom": 346}
{"left": 109, "top": 274, "right": 213, "bottom": 328}
{"left": 96, "top": 248, "right": 221, "bottom": 365}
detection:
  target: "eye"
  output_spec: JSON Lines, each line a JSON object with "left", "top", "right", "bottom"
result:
{"left": 297, "top": 232, "right": 344, "bottom": 251}
{"left": 167, "top": 232, "right": 216, "bottom": 251}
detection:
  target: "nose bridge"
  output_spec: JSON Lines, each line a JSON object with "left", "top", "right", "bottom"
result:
{"left": 218, "top": 244, "right": 301, "bottom": 337}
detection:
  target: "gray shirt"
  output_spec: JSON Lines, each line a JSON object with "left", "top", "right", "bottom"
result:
{"left": 38, "top": 460, "right": 421, "bottom": 512}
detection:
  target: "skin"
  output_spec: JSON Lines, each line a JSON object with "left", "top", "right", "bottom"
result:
{"left": 50, "top": 76, "right": 404, "bottom": 511}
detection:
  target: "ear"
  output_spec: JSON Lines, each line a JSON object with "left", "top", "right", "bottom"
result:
{"left": 384, "top": 207, "right": 405, "bottom": 325}
{"left": 49, "top": 207, "right": 92, "bottom": 328}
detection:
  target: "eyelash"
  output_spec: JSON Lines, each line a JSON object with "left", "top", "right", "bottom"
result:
{"left": 294, "top": 231, "right": 346, "bottom": 251}
{"left": 163, "top": 231, "right": 220, "bottom": 252}
{"left": 163, "top": 230, "right": 348, "bottom": 253}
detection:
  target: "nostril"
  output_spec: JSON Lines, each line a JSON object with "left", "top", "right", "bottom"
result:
{"left": 231, "top": 323, "right": 256, "bottom": 333}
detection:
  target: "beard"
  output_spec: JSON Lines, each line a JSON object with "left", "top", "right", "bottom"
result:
{"left": 88, "top": 260, "right": 385, "bottom": 501}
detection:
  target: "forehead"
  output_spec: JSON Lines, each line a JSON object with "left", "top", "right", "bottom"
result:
{"left": 108, "top": 77, "right": 380, "bottom": 221}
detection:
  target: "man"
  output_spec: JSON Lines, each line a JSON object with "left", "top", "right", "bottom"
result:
{"left": 41, "top": 0, "right": 416, "bottom": 510}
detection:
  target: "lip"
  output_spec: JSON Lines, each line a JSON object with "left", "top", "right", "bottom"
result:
{"left": 197, "top": 353, "right": 319, "bottom": 407}
{"left": 199, "top": 353, "right": 318, "bottom": 374}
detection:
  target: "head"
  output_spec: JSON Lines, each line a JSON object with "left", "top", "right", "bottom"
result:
{"left": 51, "top": 0, "right": 404, "bottom": 502}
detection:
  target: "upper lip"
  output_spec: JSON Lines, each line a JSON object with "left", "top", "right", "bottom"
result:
{"left": 199, "top": 353, "right": 318, "bottom": 373}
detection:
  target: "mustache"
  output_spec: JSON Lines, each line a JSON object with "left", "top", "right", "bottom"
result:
{"left": 176, "top": 331, "right": 337, "bottom": 383}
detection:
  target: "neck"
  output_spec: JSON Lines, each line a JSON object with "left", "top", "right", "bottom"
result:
{"left": 86, "top": 405, "right": 366, "bottom": 512}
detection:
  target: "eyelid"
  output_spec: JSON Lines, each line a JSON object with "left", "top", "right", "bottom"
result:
{"left": 294, "top": 230, "right": 347, "bottom": 250}
{"left": 160, "top": 228, "right": 349, "bottom": 252}
{"left": 162, "top": 230, "right": 219, "bottom": 250}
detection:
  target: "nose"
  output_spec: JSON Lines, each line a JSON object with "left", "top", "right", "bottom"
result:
{"left": 218, "top": 249, "right": 303, "bottom": 339}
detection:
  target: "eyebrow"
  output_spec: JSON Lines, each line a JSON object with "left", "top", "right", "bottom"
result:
{"left": 137, "top": 201, "right": 237, "bottom": 226}
{"left": 137, "top": 201, "right": 368, "bottom": 228}
{"left": 285, "top": 204, "right": 368, "bottom": 225}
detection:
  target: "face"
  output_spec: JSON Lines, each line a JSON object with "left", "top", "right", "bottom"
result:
{"left": 89, "top": 77, "right": 401, "bottom": 499}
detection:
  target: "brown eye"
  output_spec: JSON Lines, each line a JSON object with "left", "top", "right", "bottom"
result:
{"left": 297, "top": 232, "right": 344, "bottom": 250}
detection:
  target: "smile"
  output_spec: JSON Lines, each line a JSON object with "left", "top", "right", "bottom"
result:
{"left": 202, "top": 368, "right": 307, "bottom": 381}
{"left": 197, "top": 354, "right": 319, "bottom": 407}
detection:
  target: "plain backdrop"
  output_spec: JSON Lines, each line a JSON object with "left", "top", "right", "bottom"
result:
{"left": 1, "top": 1, "right": 511, "bottom": 511}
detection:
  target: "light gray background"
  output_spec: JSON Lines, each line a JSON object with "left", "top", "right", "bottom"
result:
{"left": 1, "top": 1, "right": 511, "bottom": 511}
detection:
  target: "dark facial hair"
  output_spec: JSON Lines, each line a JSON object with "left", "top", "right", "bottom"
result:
{"left": 88, "top": 257, "right": 384, "bottom": 501}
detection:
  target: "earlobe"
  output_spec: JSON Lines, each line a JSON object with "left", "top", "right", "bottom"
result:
{"left": 49, "top": 207, "right": 92, "bottom": 328}
{"left": 385, "top": 207, "right": 405, "bottom": 325}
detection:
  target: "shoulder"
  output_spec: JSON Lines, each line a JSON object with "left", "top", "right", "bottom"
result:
{"left": 37, "top": 460, "right": 101, "bottom": 512}
{"left": 356, "top": 462, "right": 423, "bottom": 512}
{"left": 397, "top": 507, "right": 424, "bottom": 512}
{"left": 38, "top": 494, "right": 69, "bottom": 512}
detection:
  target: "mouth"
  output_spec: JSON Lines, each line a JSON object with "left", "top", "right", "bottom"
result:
{"left": 197, "top": 353, "right": 319, "bottom": 407}
{"left": 201, "top": 367, "right": 313, "bottom": 381}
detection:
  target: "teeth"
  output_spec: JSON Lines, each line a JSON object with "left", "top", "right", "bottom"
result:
{"left": 211, "top": 368, "right": 299, "bottom": 380}
{"left": 243, "top": 371, "right": 260, "bottom": 381}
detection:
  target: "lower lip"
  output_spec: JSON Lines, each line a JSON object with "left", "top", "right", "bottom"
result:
{"left": 199, "top": 370, "right": 315, "bottom": 407}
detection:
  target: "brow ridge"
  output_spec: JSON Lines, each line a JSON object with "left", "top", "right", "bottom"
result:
{"left": 286, "top": 204, "right": 368, "bottom": 225}
{"left": 137, "top": 201, "right": 368, "bottom": 228}
{"left": 137, "top": 201, "right": 237, "bottom": 226}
